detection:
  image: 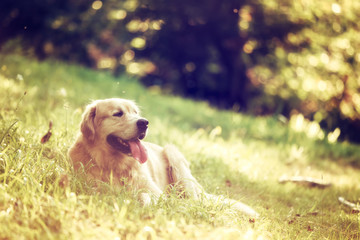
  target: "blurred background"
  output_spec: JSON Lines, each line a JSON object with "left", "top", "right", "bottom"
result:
{"left": 1, "top": 0, "right": 359, "bottom": 142}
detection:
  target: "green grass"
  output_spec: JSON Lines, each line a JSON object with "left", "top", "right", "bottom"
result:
{"left": 0, "top": 54, "right": 359, "bottom": 239}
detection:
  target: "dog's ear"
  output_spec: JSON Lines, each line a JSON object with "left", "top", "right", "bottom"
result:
{"left": 81, "top": 104, "right": 96, "bottom": 142}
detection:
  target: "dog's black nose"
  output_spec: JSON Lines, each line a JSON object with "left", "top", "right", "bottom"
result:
{"left": 137, "top": 119, "right": 149, "bottom": 131}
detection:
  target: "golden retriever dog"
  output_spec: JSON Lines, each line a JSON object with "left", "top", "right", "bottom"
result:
{"left": 68, "top": 98, "right": 258, "bottom": 217}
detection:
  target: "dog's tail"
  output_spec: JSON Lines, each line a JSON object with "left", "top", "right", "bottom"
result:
{"left": 204, "top": 193, "right": 259, "bottom": 218}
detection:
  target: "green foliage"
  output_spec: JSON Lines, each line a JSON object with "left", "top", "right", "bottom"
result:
{"left": 248, "top": 0, "right": 360, "bottom": 142}
{"left": 1, "top": 54, "right": 360, "bottom": 239}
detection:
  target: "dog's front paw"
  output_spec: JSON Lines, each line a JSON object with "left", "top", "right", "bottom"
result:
{"left": 139, "top": 193, "right": 153, "bottom": 206}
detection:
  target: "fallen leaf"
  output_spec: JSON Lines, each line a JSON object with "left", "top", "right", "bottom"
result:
{"left": 41, "top": 121, "right": 53, "bottom": 144}
{"left": 351, "top": 209, "right": 360, "bottom": 214}
{"left": 225, "top": 179, "right": 232, "bottom": 187}
{"left": 59, "top": 174, "right": 69, "bottom": 188}
{"left": 308, "top": 212, "right": 318, "bottom": 216}
{"left": 41, "top": 131, "right": 52, "bottom": 144}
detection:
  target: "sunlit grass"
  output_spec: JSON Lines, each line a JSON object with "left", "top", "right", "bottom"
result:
{"left": 0, "top": 54, "right": 359, "bottom": 239}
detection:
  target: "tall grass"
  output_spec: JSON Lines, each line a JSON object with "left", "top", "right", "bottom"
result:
{"left": 0, "top": 54, "right": 359, "bottom": 239}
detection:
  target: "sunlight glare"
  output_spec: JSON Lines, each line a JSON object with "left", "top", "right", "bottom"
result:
{"left": 307, "top": 122, "right": 323, "bottom": 139}
{"left": 355, "top": 53, "right": 360, "bottom": 63}
{"left": 302, "top": 78, "right": 314, "bottom": 92}
{"left": 353, "top": 93, "right": 360, "bottom": 109}
{"left": 151, "top": 20, "right": 164, "bottom": 30}
{"left": 108, "top": 10, "right": 127, "bottom": 20}
{"left": 331, "top": 3, "right": 341, "bottom": 14}
{"left": 335, "top": 79, "right": 344, "bottom": 93}
{"left": 327, "top": 128, "right": 341, "bottom": 143}
{"left": 131, "top": 37, "right": 146, "bottom": 49}
{"left": 317, "top": 80, "right": 327, "bottom": 91}
{"left": 125, "top": 61, "right": 156, "bottom": 76}
{"left": 58, "top": 88, "right": 67, "bottom": 97}
{"left": 123, "top": 0, "right": 138, "bottom": 12}
{"left": 243, "top": 40, "right": 257, "bottom": 54}
{"left": 320, "top": 53, "right": 329, "bottom": 64}
{"left": 308, "top": 55, "right": 318, "bottom": 67}
{"left": 340, "top": 101, "right": 353, "bottom": 117}
{"left": 97, "top": 57, "right": 116, "bottom": 69}
{"left": 127, "top": 62, "right": 141, "bottom": 74}
{"left": 16, "top": 74, "right": 24, "bottom": 81}
{"left": 122, "top": 50, "right": 135, "bottom": 62}
{"left": 92, "top": 0, "right": 103, "bottom": 10}
{"left": 291, "top": 114, "right": 304, "bottom": 132}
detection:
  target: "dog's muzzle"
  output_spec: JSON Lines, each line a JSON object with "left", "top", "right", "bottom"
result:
{"left": 106, "top": 118, "right": 149, "bottom": 164}
{"left": 137, "top": 118, "right": 148, "bottom": 140}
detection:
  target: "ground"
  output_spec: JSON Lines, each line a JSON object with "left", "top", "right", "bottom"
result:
{"left": 0, "top": 54, "right": 359, "bottom": 239}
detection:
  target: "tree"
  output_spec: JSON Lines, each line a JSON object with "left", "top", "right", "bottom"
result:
{"left": 1, "top": 0, "right": 360, "bottom": 142}
{"left": 131, "top": 0, "right": 304, "bottom": 110}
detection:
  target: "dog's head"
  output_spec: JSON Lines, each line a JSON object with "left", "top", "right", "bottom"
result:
{"left": 80, "top": 98, "right": 148, "bottom": 164}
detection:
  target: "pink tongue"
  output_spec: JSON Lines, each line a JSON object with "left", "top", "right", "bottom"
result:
{"left": 128, "top": 139, "right": 148, "bottom": 164}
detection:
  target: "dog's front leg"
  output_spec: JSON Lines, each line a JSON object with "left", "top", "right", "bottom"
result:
{"left": 139, "top": 192, "right": 153, "bottom": 206}
{"left": 136, "top": 176, "right": 163, "bottom": 206}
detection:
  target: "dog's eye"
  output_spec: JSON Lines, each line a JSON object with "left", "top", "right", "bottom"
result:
{"left": 113, "top": 111, "right": 124, "bottom": 117}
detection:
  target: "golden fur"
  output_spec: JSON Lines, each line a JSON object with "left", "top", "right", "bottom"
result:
{"left": 68, "top": 98, "right": 258, "bottom": 217}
